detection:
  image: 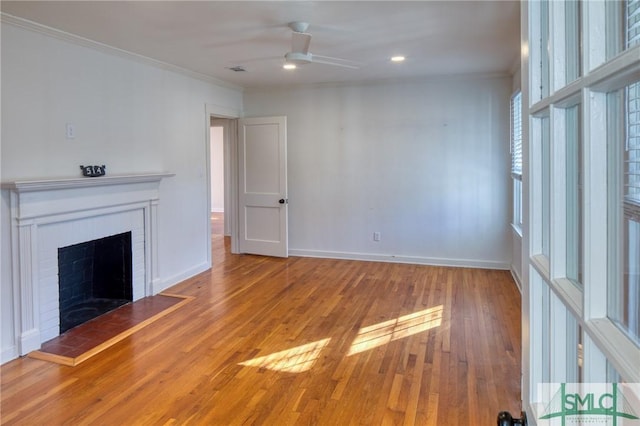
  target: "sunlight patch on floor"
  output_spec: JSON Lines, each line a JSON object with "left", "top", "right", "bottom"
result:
{"left": 347, "top": 305, "right": 443, "bottom": 356}
{"left": 239, "top": 338, "right": 331, "bottom": 373}
{"left": 238, "top": 306, "right": 443, "bottom": 373}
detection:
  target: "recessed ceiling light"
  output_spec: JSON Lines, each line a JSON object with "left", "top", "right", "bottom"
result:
{"left": 283, "top": 63, "right": 297, "bottom": 70}
{"left": 391, "top": 56, "right": 406, "bottom": 63}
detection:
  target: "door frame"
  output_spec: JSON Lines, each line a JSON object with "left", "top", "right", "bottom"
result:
{"left": 205, "top": 103, "right": 241, "bottom": 267}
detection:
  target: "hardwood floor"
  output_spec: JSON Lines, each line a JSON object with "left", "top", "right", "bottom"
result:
{"left": 211, "top": 212, "right": 224, "bottom": 235}
{"left": 1, "top": 235, "right": 521, "bottom": 425}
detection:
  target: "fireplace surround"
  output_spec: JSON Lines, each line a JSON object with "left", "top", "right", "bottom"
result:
{"left": 3, "top": 173, "right": 172, "bottom": 355}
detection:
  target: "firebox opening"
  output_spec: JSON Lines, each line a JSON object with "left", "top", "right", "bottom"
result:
{"left": 58, "top": 232, "right": 133, "bottom": 333}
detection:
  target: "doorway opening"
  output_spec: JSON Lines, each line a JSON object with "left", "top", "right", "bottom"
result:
{"left": 205, "top": 105, "right": 239, "bottom": 264}
{"left": 210, "top": 123, "right": 225, "bottom": 236}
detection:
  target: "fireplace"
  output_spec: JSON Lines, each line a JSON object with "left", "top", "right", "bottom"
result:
{"left": 58, "top": 232, "right": 133, "bottom": 333}
{"left": 3, "top": 173, "right": 172, "bottom": 356}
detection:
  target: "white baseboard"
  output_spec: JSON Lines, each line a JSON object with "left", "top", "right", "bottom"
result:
{"left": 157, "top": 261, "right": 210, "bottom": 293}
{"left": 288, "top": 249, "right": 510, "bottom": 270}
{"left": 20, "top": 329, "right": 42, "bottom": 356}
{"left": 210, "top": 208, "right": 224, "bottom": 213}
{"left": 510, "top": 267, "right": 523, "bottom": 293}
{"left": 1, "top": 345, "right": 18, "bottom": 364}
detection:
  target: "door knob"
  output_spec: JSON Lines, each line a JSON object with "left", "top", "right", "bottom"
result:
{"left": 497, "top": 411, "right": 527, "bottom": 426}
{"left": 279, "top": 198, "right": 287, "bottom": 204}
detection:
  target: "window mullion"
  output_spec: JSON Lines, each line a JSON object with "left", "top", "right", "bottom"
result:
{"left": 550, "top": 106, "right": 567, "bottom": 279}
{"left": 583, "top": 89, "right": 609, "bottom": 321}
{"left": 584, "top": 0, "right": 608, "bottom": 72}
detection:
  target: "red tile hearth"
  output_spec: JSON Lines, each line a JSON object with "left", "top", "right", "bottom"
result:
{"left": 29, "top": 293, "right": 193, "bottom": 366}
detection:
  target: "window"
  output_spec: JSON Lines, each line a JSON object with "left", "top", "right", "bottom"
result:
{"left": 524, "top": 0, "right": 640, "bottom": 418}
{"left": 511, "top": 91, "right": 523, "bottom": 231}
{"left": 605, "top": 1, "right": 640, "bottom": 347}
{"left": 540, "top": 0, "right": 550, "bottom": 99}
{"left": 608, "top": 82, "right": 640, "bottom": 345}
{"left": 565, "top": 0, "right": 581, "bottom": 83}
{"left": 514, "top": 180, "right": 523, "bottom": 231}
{"left": 541, "top": 116, "right": 551, "bottom": 259}
{"left": 627, "top": 0, "right": 640, "bottom": 48}
{"left": 605, "top": 0, "right": 640, "bottom": 59}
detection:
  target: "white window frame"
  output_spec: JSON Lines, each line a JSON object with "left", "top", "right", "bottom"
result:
{"left": 511, "top": 90, "right": 524, "bottom": 233}
{"left": 522, "top": 0, "right": 640, "bottom": 422}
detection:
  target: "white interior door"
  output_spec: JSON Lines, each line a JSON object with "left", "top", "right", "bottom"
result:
{"left": 238, "top": 116, "right": 288, "bottom": 257}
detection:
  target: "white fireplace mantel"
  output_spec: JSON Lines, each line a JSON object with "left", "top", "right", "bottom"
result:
{"left": 3, "top": 173, "right": 173, "bottom": 355}
{"left": 2, "top": 173, "right": 174, "bottom": 192}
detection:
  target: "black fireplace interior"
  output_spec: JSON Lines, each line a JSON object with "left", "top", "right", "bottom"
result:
{"left": 58, "top": 232, "right": 133, "bottom": 333}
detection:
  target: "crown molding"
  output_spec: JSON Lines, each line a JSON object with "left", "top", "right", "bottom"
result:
{"left": 1, "top": 13, "right": 243, "bottom": 92}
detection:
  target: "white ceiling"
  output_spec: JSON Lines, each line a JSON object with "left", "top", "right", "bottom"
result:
{"left": 1, "top": 1, "right": 520, "bottom": 89}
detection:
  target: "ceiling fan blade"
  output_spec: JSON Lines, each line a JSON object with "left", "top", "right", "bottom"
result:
{"left": 291, "top": 31, "right": 311, "bottom": 54}
{"left": 233, "top": 55, "right": 281, "bottom": 64}
{"left": 312, "top": 55, "right": 361, "bottom": 70}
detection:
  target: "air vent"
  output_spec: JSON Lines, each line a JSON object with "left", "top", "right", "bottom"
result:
{"left": 227, "top": 66, "right": 246, "bottom": 72}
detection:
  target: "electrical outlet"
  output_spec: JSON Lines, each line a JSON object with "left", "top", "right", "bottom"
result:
{"left": 66, "top": 123, "right": 76, "bottom": 139}
{"left": 373, "top": 232, "right": 381, "bottom": 242}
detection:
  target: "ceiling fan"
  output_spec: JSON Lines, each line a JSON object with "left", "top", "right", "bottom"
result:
{"left": 283, "top": 22, "right": 359, "bottom": 70}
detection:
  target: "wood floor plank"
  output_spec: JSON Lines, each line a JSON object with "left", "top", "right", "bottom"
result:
{"left": 1, "top": 234, "right": 521, "bottom": 425}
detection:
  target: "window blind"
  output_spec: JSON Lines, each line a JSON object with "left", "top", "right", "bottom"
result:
{"left": 511, "top": 91, "right": 523, "bottom": 179}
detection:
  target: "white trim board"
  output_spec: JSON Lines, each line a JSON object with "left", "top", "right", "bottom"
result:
{"left": 288, "top": 249, "right": 510, "bottom": 270}
{"left": 157, "top": 261, "right": 210, "bottom": 294}
{"left": 510, "top": 268, "right": 523, "bottom": 293}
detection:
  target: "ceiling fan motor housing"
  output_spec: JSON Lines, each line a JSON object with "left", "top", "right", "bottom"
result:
{"left": 285, "top": 51, "right": 313, "bottom": 65}
{"left": 289, "top": 21, "right": 309, "bottom": 33}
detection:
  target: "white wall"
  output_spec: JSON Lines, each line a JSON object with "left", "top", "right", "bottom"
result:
{"left": 244, "top": 76, "right": 512, "bottom": 268}
{"left": 0, "top": 21, "right": 243, "bottom": 362}
{"left": 210, "top": 126, "right": 225, "bottom": 212}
